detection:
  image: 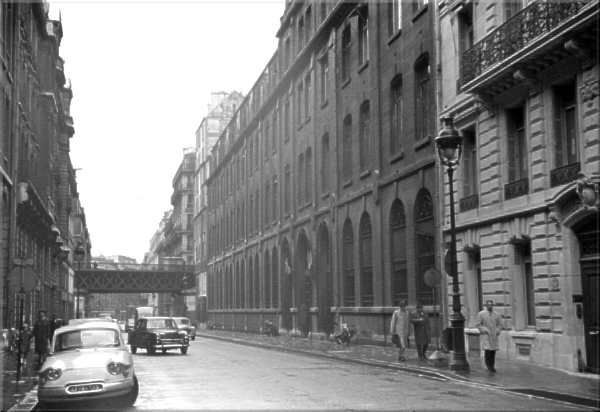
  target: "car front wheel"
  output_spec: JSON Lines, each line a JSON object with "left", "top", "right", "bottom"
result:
{"left": 181, "top": 346, "right": 188, "bottom": 355}
{"left": 147, "top": 344, "right": 156, "bottom": 355}
{"left": 130, "top": 345, "right": 137, "bottom": 354}
{"left": 118, "top": 374, "right": 139, "bottom": 407}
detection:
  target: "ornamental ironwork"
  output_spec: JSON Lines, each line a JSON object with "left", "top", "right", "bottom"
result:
{"left": 460, "top": 0, "right": 588, "bottom": 86}
{"left": 550, "top": 162, "right": 580, "bottom": 187}
{"left": 505, "top": 178, "right": 529, "bottom": 200}
{"left": 459, "top": 194, "right": 479, "bottom": 212}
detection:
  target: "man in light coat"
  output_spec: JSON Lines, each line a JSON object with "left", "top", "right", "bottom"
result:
{"left": 478, "top": 300, "right": 503, "bottom": 373}
{"left": 390, "top": 299, "right": 410, "bottom": 361}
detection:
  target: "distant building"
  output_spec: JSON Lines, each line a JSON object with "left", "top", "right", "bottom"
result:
{"left": 439, "top": 0, "right": 599, "bottom": 372}
{"left": 193, "top": 91, "right": 244, "bottom": 324}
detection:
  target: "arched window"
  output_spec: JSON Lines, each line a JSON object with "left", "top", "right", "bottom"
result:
{"left": 359, "top": 100, "right": 370, "bottom": 171}
{"left": 390, "top": 200, "right": 408, "bottom": 305}
{"left": 254, "top": 255, "right": 260, "bottom": 308}
{"left": 359, "top": 213, "right": 374, "bottom": 306}
{"left": 342, "top": 218, "right": 355, "bottom": 306}
{"left": 264, "top": 250, "right": 271, "bottom": 308}
{"left": 415, "top": 188, "right": 435, "bottom": 305}
{"left": 272, "top": 247, "right": 279, "bottom": 308}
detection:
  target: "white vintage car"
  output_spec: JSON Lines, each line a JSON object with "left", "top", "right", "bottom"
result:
{"left": 37, "top": 320, "right": 138, "bottom": 409}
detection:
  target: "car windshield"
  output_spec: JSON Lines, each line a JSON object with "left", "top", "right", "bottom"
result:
{"left": 55, "top": 328, "right": 120, "bottom": 352}
{"left": 147, "top": 319, "right": 175, "bottom": 329}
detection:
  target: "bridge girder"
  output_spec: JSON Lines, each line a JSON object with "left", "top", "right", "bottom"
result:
{"left": 74, "top": 269, "right": 195, "bottom": 294}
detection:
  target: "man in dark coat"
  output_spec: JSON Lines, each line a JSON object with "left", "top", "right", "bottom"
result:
{"left": 32, "top": 310, "right": 51, "bottom": 369}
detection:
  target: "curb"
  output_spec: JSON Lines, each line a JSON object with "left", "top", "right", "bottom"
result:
{"left": 197, "top": 333, "right": 600, "bottom": 410}
{"left": 8, "top": 386, "right": 38, "bottom": 412}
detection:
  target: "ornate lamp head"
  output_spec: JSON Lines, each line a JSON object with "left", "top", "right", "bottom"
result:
{"left": 435, "top": 116, "right": 463, "bottom": 167}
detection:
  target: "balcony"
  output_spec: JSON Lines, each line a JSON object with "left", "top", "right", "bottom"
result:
{"left": 550, "top": 162, "right": 580, "bottom": 187}
{"left": 505, "top": 178, "right": 529, "bottom": 200}
{"left": 460, "top": 0, "right": 596, "bottom": 94}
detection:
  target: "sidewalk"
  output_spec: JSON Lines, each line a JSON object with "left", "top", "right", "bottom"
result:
{"left": 196, "top": 328, "right": 600, "bottom": 409}
{"left": 2, "top": 350, "right": 37, "bottom": 412}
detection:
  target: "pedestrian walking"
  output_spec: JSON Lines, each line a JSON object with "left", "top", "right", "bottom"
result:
{"left": 410, "top": 302, "right": 430, "bottom": 361}
{"left": 478, "top": 300, "right": 503, "bottom": 373}
{"left": 33, "top": 310, "right": 51, "bottom": 369}
{"left": 390, "top": 299, "right": 410, "bottom": 361}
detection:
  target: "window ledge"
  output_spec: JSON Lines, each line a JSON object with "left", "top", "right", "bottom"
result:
{"left": 387, "top": 29, "right": 402, "bottom": 46}
{"left": 320, "top": 192, "right": 330, "bottom": 200}
{"left": 389, "top": 150, "right": 404, "bottom": 164}
{"left": 509, "top": 330, "right": 537, "bottom": 339}
{"left": 413, "top": 135, "right": 432, "bottom": 151}
{"left": 358, "top": 61, "right": 369, "bottom": 74}
{"left": 343, "top": 179, "right": 353, "bottom": 188}
{"left": 341, "top": 77, "right": 351, "bottom": 89}
{"left": 359, "top": 170, "right": 371, "bottom": 179}
{"left": 412, "top": 3, "right": 429, "bottom": 23}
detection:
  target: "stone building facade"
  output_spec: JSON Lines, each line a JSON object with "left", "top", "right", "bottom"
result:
{"left": 439, "top": 0, "right": 599, "bottom": 372}
{"left": 0, "top": 1, "right": 91, "bottom": 328}
{"left": 205, "top": 0, "right": 441, "bottom": 339}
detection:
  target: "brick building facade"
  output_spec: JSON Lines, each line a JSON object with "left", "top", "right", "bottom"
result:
{"left": 439, "top": 0, "right": 599, "bottom": 372}
{"left": 205, "top": 0, "right": 441, "bottom": 339}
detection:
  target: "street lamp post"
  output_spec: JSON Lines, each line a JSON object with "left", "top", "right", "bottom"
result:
{"left": 435, "top": 116, "right": 469, "bottom": 371}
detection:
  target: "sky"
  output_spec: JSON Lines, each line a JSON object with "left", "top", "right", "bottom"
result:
{"left": 50, "top": 0, "right": 284, "bottom": 262}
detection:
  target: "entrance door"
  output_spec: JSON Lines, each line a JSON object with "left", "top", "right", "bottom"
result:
{"left": 581, "top": 257, "right": 599, "bottom": 373}
{"left": 576, "top": 212, "right": 600, "bottom": 374}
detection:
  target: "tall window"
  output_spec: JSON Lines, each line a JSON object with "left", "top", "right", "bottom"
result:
{"left": 414, "top": 55, "right": 432, "bottom": 141}
{"left": 505, "top": 0, "right": 523, "bottom": 21}
{"left": 515, "top": 241, "right": 535, "bottom": 327}
{"left": 341, "top": 25, "right": 351, "bottom": 82}
{"left": 254, "top": 256, "right": 260, "bottom": 308}
{"left": 467, "top": 248, "right": 483, "bottom": 312}
{"left": 343, "top": 115, "right": 352, "bottom": 180}
{"left": 359, "top": 213, "right": 373, "bottom": 307}
{"left": 285, "top": 37, "right": 291, "bottom": 69}
{"left": 255, "top": 189, "right": 259, "bottom": 230}
{"left": 264, "top": 250, "right": 271, "bottom": 308}
{"left": 305, "top": 6, "right": 312, "bottom": 43}
{"left": 272, "top": 112, "right": 277, "bottom": 153}
{"left": 264, "top": 121, "right": 270, "bottom": 159}
{"left": 461, "top": 127, "right": 478, "bottom": 198}
{"left": 342, "top": 219, "right": 355, "bottom": 306}
{"left": 387, "top": 0, "right": 401, "bottom": 36}
{"left": 321, "top": 133, "right": 330, "bottom": 193}
{"left": 507, "top": 105, "right": 527, "bottom": 183}
{"left": 272, "top": 176, "right": 278, "bottom": 222}
{"left": 298, "top": 16, "right": 304, "bottom": 51}
{"left": 359, "top": 100, "right": 370, "bottom": 171}
{"left": 297, "top": 153, "right": 304, "bottom": 204}
{"left": 320, "top": 54, "right": 328, "bottom": 104}
{"left": 320, "top": 2, "right": 327, "bottom": 22}
{"left": 284, "top": 164, "right": 291, "bottom": 214}
{"left": 271, "top": 248, "right": 279, "bottom": 308}
{"left": 358, "top": 7, "right": 369, "bottom": 65}
{"left": 305, "top": 73, "right": 311, "bottom": 120}
{"left": 553, "top": 81, "right": 578, "bottom": 169}
{"left": 458, "top": 2, "right": 474, "bottom": 85}
{"left": 248, "top": 258, "right": 254, "bottom": 308}
{"left": 414, "top": 189, "right": 434, "bottom": 305}
{"left": 284, "top": 99, "right": 290, "bottom": 142}
{"left": 390, "top": 200, "right": 407, "bottom": 306}
{"left": 297, "top": 81, "right": 303, "bottom": 125}
{"left": 390, "top": 76, "right": 403, "bottom": 154}
{"left": 265, "top": 182, "right": 271, "bottom": 224}
{"left": 305, "top": 148, "right": 312, "bottom": 204}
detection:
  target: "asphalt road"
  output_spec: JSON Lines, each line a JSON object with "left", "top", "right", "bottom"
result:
{"left": 113, "top": 337, "right": 580, "bottom": 411}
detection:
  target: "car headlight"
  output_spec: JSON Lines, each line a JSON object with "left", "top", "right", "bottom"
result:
{"left": 40, "top": 367, "right": 62, "bottom": 384}
{"left": 107, "top": 362, "right": 131, "bottom": 377}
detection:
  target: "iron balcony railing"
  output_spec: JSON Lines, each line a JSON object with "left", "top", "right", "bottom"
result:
{"left": 460, "top": 0, "right": 589, "bottom": 86}
{"left": 550, "top": 162, "right": 580, "bottom": 187}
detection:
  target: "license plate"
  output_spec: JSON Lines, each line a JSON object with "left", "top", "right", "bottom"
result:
{"left": 67, "top": 383, "right": 103, "bottom": 393}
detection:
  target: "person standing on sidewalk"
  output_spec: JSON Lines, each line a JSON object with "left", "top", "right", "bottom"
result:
{"left": 33, "top": 310, "right": 51, "bottom": 370}
{"left": 390, "top": 299, "right": 410, "bottom": 361}
{"left": 478, "top": 300, "right": 503, "bottom": 373}
{"left": 410, "top": 302, "right": 430, "bottom": 361}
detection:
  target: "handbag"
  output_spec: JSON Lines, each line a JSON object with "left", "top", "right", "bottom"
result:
{"left": 391, "top": 334, "right": 400, "bottom": 346}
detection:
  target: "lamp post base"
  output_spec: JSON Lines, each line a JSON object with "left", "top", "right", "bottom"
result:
{"left": 449, "top": 312, "right": 470, "bottom": 371}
